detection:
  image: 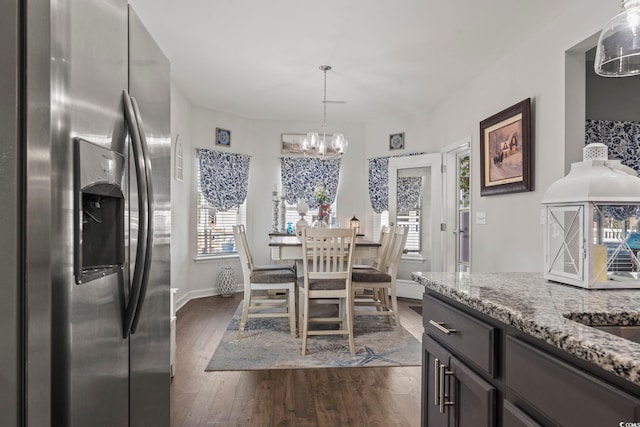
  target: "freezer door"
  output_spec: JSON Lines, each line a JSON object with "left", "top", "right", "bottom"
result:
{"left": 128, "top": 6, "right": 171, "bottom": 427}
{"left": 48, "top": 0, "right": 130, "bottom": 426}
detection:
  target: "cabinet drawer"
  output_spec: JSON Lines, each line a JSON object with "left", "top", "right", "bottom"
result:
{"left": 506, "top": 336, "right": 640, "bottom": 427}
{"left": 423, "top": 294, "right": 497, "bottom": 376}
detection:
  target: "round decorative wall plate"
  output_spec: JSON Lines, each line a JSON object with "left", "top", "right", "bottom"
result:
{"left": 390, "top": 132, "right": 404, "bottom": 150}
{"left": 216, "top": 128, "right": 231, "bottom": 146}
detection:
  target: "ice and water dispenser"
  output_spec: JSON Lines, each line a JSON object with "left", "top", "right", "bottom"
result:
{"left": 74, "top": 137, "right": 125, "bottom": 284}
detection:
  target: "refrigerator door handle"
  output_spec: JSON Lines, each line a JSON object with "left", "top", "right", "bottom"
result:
{"left": 122, "top": 90, "right": 149, "bottom": 338}
{"left": 130, "top": 95, "right": 155, "bottom": 334}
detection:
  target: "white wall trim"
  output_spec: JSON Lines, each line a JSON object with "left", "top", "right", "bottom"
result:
{"left": 175, "top": 280, "right": 423, "bottom": 312}
{"left": 397, "top": 279, "right": 425, "bottom": 300}
{"left": 175, "top": 286, "right": 242, "bottom": 313}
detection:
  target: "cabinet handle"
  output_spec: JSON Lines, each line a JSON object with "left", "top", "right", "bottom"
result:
{"left": 429, "top": 320, "right": 457, "bottom": 335}
{"left": 434, "top": 358, "right": 440, "bottom": 406}
{"left": 438, "top": 364, "right": 455, "bottom": 413}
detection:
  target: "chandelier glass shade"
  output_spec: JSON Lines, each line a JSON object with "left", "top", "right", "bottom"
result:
{"left": 595, "top": 0, "right": 640, "bottom": 77}
{"left": 299, "top": 65, "right": 348, "bottom": 160}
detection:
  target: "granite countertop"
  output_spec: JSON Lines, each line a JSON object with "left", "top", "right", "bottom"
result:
{"left": 411, "top": 271, "right": 640, "bottom": 386}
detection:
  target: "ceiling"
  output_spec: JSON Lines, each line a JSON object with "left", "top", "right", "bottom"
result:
{"left": 128, "top": 0, "right": 581, "bottom": 123}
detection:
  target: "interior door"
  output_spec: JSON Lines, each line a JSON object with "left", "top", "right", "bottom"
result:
{"left": 442, "top": 139, "right": 471, "bottom": 273}
{"left": 389, "top": 153, "right": 443, "bottom": 275}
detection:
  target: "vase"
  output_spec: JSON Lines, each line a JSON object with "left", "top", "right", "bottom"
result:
{"left": 311, "top": 218, "right": 328, "bottom": 228}
{"left": 216, "top": 266, "right": 236, "bottom": 297}
{"left": 320, "top": 204, "right": 331, "bottom": 218}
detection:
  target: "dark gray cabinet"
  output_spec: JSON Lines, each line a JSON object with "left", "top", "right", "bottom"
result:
{"left": 506, "top": 336, "right": 640, "bottom": 426}
{"left": 423, "top": 334, "right": 496, "bottom": 426}
{"left": 422, "top": 291, "right": 640, "bottom": 427}
{"left": 503, "top": 400, "right": 541, "bottom": 427}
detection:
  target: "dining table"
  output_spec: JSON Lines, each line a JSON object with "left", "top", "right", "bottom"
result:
{"left": 268, "top": 233, "right": 381, "bottom": 337}
{"left": 268, "top": 234, "right": 380, "bottom": 263}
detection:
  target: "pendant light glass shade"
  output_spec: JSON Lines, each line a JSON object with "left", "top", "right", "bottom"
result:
{"left": 595, "top": 0, "right": 640, "bottom": 77}
{"left": 331, "top": 133, "right": 348, "bottom": 154}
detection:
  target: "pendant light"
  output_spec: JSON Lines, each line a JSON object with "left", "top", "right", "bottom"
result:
{"left": 299, "top": 65, "right": 348, "bottom": 160}
{"left": 595, "top": 0, "right": 640, "bottom": 76}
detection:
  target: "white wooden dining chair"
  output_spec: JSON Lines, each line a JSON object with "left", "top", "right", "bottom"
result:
{"left": 353, "top": 224, "right": 395, "bottom": 270}
{"left": 298, "top": 227, "right": 357, "bottom": 356}
{"left": 351, "top": 226, "right": 408, "bottom": 333}
{"left": 235, "top": 224, "right": 292, "bottom": 271}
{"left": 233, "top": 225, "right": 297, "bottom": 339}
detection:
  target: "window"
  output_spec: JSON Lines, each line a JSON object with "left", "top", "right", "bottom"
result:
{"left": 398, "top": 205, "right": 421, "bottom": 254}
{"left": 196, "top": 163, "right": 246, "bottom": 257}
{"left": 372, "top": 211, "right": 390, "bottom": 242}
{"left": 374, "top": 208, "right": 420, "bottom": 253}
{"left": 396, "top": 168, "right": 428, "bottom": 256}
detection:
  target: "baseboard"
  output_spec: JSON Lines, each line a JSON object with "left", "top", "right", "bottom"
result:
{"left": 397, "top": 279, "right": 425, "bottom": 300}
{"left": 175, "top": 286, "right": 242, "bottom": 312}
{"left": 175, "top": 280, "right": 423, "bottom": 312}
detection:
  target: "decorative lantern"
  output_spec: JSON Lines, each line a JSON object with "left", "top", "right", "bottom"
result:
{"left": 541, "top": 143, "right": 640, "bottom": 289}
{"left": 349, "top": 215, "right": 361, "bottom": 235}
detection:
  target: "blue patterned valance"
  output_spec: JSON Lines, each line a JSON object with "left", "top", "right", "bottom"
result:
{"left": 368, "top": 157, "right": 389, "bottom": 213}
{"left": 585, "top": 119, "right": 640, "bottom": 173}
{"left": 397, "top": 177, "right": 423, "bottom": 211}
{"left": 368, "top": 152, "right": 427, "bottom": 213}
{"left": 281, "top": 157, "right": 341, "bottom": 209}
{"left": 197, "top": 149, "right": 250, "bottom": 213}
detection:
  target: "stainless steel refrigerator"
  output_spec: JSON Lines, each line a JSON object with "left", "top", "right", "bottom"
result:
{"left": 1, "top": 1, "right": 171, "bottom": 425}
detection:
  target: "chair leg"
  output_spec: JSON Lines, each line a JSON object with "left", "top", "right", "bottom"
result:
{"left": 301, "top": 290, "right": 309, "bottom": 355}
{"left": 288, "top": 286, "right": 296, "bottom": 338}
{"left": 298, "top": 288, "right": 304, "bottom": 340}
{"left": 236, "top": 289, "right": 251, "bottom": 340}
{"left": 391, "top": 285, "right": 402, "bottom": 334}
{"left": 345, "top": 294, "right": 355, "bottom": 356}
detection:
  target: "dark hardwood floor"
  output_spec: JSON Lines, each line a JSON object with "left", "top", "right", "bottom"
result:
{"left": 170, "top": 293, "right": 423, "bottom": 427}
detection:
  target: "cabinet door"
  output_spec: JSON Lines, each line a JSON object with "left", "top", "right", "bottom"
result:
{"left": 449, "top": 356, "right": 496, "bottom": 427}
{"left": 506, "top": 336, "right": 640, "bottom": 426}
{"left": 503, "top": 400, "right": 541, "bottom": 427}
{"left": 423, "top": 335, "right": 450, "bottom": 427}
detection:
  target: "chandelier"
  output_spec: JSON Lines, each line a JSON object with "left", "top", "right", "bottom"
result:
{"left": 299, "top": 65, "right": 348, "bottom": 160}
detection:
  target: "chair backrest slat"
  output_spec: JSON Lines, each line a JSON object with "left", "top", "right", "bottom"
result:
{"left": 384, "top": 226, "right": 409, "bottom": 277}
{"left": 374, "top": 225, "right": 395, "bottom": 270}
{"left": 233, "top": 225, "right": 252, "bottom": 277}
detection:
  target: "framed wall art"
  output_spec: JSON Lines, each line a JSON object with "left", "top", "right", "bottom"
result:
{"left": 216, "top": 127, "right": 231, "bottom": 147}
{"left": 479, "top": 98, "right": 532, "bottom": 196}
{"left": 389, "top": 132, "right": 405, "bottom": 150}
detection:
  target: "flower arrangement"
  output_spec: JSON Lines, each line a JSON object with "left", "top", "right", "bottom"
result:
{"left": 314, "top": 184, "right": 330, "bottom": 205}
{"left": 314, "top": 184, "right": 331, "bottom": 221}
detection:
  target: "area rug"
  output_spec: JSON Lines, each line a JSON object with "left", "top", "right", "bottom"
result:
{"left": 205, "top": 302, "right": 422, "bottom": 371}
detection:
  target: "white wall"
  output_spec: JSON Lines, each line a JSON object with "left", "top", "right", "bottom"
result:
{"left": 171, "top": 100, "right": 366, "bottom": 309}
{"left": 586, "top": 59, "right": 640, "bottom": 122}
{"left": 170, "top": 82, "right": 192, "bottom": 306}
{"left": 364, "top": 0, "right": 619, "bottom": 273}
{"left": 171, "top": 0, "right": 622, "bottom": 307}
